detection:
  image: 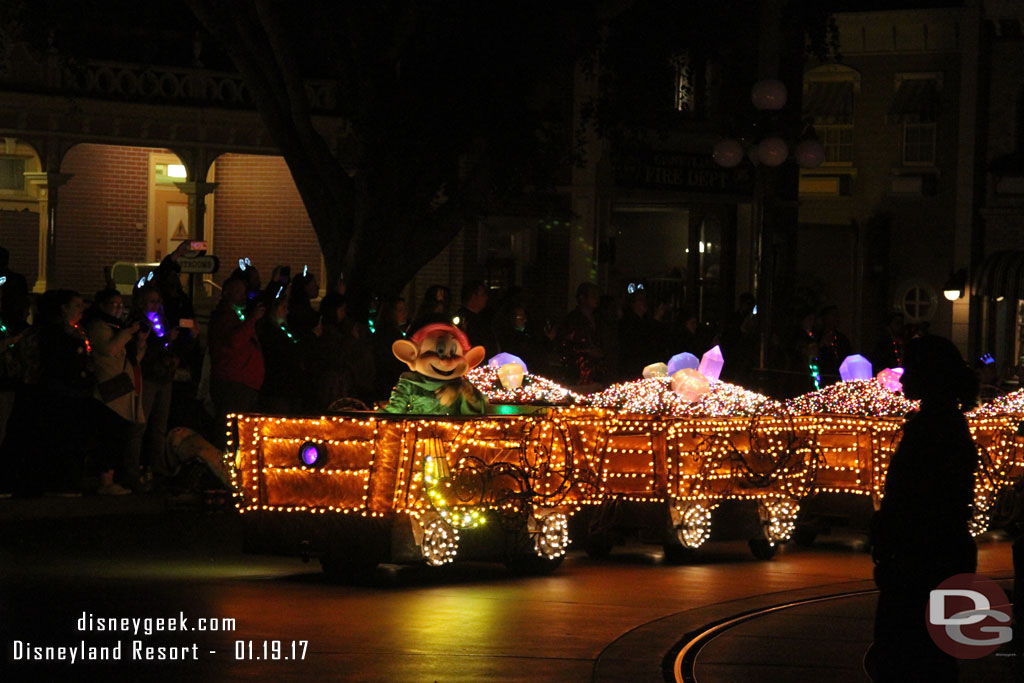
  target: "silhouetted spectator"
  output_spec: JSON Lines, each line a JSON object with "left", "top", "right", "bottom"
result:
{"left": 871, "top": 312, "right": 906, "bottom": 371}
{"left": 455, "top": 280, "right": 498, "bottom": 356}
{"left": 86, "top": 289, "right": 145, "bottom": 494}
{"left": 496, "top": 304, "right": 549, "bottom": 376}
{"left": 0, "top": 246, "right": 29, "bottom": 327}
{"left": 0, "top": 270, "right": 29, "bottom": 460}
{"left": 152, "top": 241, "right": 195, "bottom": 328}
{"left": 817, "top": 305, "right": 852, "bottom": 383}
{"left": 373, "top": 296, "right": 410, "bottom": 401}
{"left": 558, "top": 282, "right": 607, "bottom": 387}
{"left": 410, "top": 284, "right": 452, "bottom": 331}
{"left": 229, "top": 260, "right": 262, "bottom": 302}
{"left": 869, "top": 335, "right": 979, "bottom": 681}
{"left": 596, "top": 295, "right": 621, "bottom": 378}
{"left": 209, "top": 278, "right": 264, "bottom": 443}
{"left": 675, "top": 306, "right": 700, "bottom": 356}
{"left": 618, "top": 290, "right": 668, "bottom": 379}
{"left": 309, "top": 292, "right": 361, "bottom": 409}
{"left": 287, "top": 272, "right": 320, "bottom": 340}
{"left": 132, "top": 285, "right": 179, "bottom": 482}
{"left": 257, "top": 293, "right": 302, "bottom": 413}
{"left": 720, "top": 293, "right": 758, "bottom": 385}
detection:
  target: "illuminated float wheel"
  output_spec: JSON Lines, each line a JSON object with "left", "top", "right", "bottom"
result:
{"left": 505, "top": 511, "right": 568, "bottom": 575}
{"left": 419, "top": 512, "right": 460, "bottom": 567}
{"left": 749, "top": 499, "right": 799, "bottom": 561}
{"left": 663, "top": 503, "right": 712, "bottom": 564}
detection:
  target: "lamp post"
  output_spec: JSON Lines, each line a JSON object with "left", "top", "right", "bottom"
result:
{"left": 713, "top": 78, "right": 825, "bottom": 371}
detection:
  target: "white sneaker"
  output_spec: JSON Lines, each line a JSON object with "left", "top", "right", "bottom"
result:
{"left": 97, "top": 483, "right": 132, "bottom": 496}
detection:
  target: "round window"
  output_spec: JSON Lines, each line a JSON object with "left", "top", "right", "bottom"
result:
{"left": 900, "top": 285, "right": 937, "bottom": 323}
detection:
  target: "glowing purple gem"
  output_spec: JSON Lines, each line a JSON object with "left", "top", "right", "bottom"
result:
{"left": 488, "top": 352, "right": 528, "bottom": 375}
{"left": 839, "top": 354, "right": 873, "bottom": 382}
{"left": 698, "top": 345, "right": 724, "bottom": 382}
{"left": 667, "top": 352, "right": 699, "bottom": 375}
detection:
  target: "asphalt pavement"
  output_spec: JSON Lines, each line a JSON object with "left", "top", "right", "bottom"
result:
{"left": 0, "top": 494, "right": 1018, "bottom": 682}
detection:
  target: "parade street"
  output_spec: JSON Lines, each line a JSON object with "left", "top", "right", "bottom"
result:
{"left": 0, "top": 500, "right": 1017, "bottom": 682}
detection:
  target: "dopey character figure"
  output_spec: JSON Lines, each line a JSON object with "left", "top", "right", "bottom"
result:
{"left": 380, "top": 323, "right": 487, "bottom": 415}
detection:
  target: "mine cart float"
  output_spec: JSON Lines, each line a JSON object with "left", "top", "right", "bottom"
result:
{"left": 229, "top": 412, "right": 599, "bottom": 578}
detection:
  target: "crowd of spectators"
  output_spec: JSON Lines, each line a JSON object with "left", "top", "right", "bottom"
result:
{"left": 6, "top": 237, "right": 1011, "bottom": 498}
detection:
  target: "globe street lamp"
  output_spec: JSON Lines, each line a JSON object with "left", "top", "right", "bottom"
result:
{"left": 713, "top": 78, "right": 825, "bottom": 371}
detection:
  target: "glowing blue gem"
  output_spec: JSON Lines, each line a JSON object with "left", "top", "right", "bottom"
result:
{"left": 667, "top": 352, "right": 699, "bottom": 375}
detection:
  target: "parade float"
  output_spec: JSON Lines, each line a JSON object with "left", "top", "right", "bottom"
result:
{"left": 966, "top": 390, "right": 1024, "bottom": 532}
{"left": 229, "top": 326, "right": 601, "bottom": 578}
{"left": 779, "top": 359, "right": 917, "bottom": 543}
{"left": 555, "top": 348, "right": 813, "bottom": 561}
{"left": 227, "top": 330, "right": 1024, "bottom": 577}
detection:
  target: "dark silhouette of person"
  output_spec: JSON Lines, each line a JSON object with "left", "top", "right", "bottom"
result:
{"left": 618, "top": 290, "right": 668, "bottom": 379}
{"left": 816, "top": 304, "right": 852, "bottom": 383}
{"left": 869, "top": 335, "right": 979, "bottom": 682}
{"left": 410, "top": 284, "right": 452, "bottom": 331}
{"left": 871, "top": 312, "right": 906, "bottom": 371}
{"left": 557, "top": 282, "right": 607, "bottom": 388}
{"left": 719, "top": 292, "right": 758, "bottom": 385}
{"left": 0, "top": 246, "right": 29, "bottom": 327}
{"left": 454, "top": 280, "right": 498, "bottom": 356}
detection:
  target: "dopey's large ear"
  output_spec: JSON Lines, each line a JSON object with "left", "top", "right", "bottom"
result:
{"left": 463, "top": 345, "right": 486, "bottom": 370}
{"left": 392, "top": 339, "right": 420, "bottom": 369}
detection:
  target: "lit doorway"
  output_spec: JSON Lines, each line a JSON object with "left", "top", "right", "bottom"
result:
{"left": 147, "top": 152, "right": 190, "bottom": 263}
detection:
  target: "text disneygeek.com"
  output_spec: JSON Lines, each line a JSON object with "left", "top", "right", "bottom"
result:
{"left": 8, "top": 611, "right": 309, "bottom": 663}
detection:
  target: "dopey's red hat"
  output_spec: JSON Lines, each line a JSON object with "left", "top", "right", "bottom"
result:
{"left": 409, "top": 323, "right": 471, "bottom": 353}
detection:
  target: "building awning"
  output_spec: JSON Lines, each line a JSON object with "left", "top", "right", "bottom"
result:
{"left": 803, "top": 81, "right": 853, "bottom": 124}
{"left": 887, "top": 78, "right": 939, "bottom": 123}
{"left": 971, "top": 251, "right": 1024, "bottom": 299}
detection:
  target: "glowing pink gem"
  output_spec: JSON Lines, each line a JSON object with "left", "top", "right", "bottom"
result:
{"left": 876, "top": 367, "right": 905, "bottom": 393}
{"left": 698, "top": 345, "right": 724, "bottom": 382}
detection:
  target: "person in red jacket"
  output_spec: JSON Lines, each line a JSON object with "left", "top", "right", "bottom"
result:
{"left": 208, "top": 277, "right": 264, "bottom": 437}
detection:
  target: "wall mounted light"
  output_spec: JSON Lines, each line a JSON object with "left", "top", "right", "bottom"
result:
{"left": 943, "top": 269, "right": 967, "bottom": 301}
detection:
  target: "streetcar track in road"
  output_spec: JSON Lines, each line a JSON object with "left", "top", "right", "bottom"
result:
{"left": 670, "top": 572, "right": 1015, "bottom": 683}
{"left": 669, "top": 589, "right": 879, "bottom": 683}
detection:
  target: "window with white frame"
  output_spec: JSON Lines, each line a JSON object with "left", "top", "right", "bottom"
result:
{"left": 903, "top": 122, "right": 936, "bottom": 165}
{"left": 817, "top": 124, "right": 854, "bottom": 164}
{"left": 901, "top": 285, "right": 936, "bottom": 322}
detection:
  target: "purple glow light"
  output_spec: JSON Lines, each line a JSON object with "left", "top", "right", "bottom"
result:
{"left": 488, "top": 352, "right": 528, "bottom": 375}
{"left": 839, "top": 354, "right": 873, "bottom": 382}
{"left": 146, "top": 311, "right": 166, "bottom": 338}
{"left": 299, "top": 442, "right": 322, "bottom": 466}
